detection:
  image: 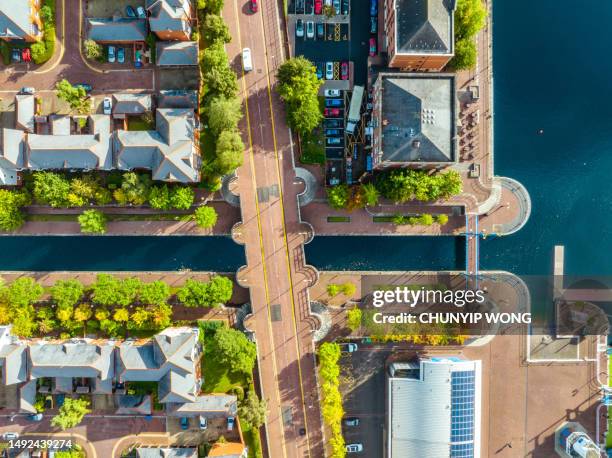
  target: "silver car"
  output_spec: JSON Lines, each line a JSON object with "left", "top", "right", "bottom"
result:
{"left": 325, "top": 61, "right": 334, "bottom": 80}
{"left": 306, "top": 21, "right": 314, "bottom": 39}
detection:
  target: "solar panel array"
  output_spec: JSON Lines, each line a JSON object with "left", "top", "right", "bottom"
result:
{"left": 450, "top": 370, "right": 476, "bottom": 458}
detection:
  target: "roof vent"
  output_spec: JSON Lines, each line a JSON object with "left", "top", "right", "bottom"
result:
{"left": 412, "top": 140, "right": 421, "bottom": 149}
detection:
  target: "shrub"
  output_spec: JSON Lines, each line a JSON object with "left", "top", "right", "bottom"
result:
{"left": 83, "top": 39, "right": 103, "bottom": 60}
{"left": 78, "top": 209, "right": 106, "bottom": 234}
{"left": 170, "top": 186, "right": 195, "bottom": 210}
{"left": 327, "top": 283, "right": 340, "bottom": 297}
{"left": 327, "top": 185, "right": 350, "bottom": 210}
{"left": 0, "top": 189, "right": 31, "bottom": 231}
{"left": 194, "top": 205, "right": 218, "bottom": 229}
{"left": 346, "top": 306, "right": 362, "bottom": 331}
{"left": 436, "top": 214, "right": 449, "bottom": 225}
{"left": 33, "top": 172, "right": 70, "bottom": 207}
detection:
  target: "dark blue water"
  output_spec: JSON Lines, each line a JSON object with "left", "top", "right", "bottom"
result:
{"left": 0, "top": 237, "right": 244, "bottom": 272}
{"left": 308, "top": 0, "right": 612, "bottom": 275}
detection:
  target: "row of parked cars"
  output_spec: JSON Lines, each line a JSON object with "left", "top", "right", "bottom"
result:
{"left": 295, "top": 0, "right": 348, "bottom": 15}
{"left": 180, "top": 415, "right": 235, "bottom": 431}
{"left": 315, "top": 61, "right": 349, "bottom": 81}
{"left": 323, "top": 90, "right": 344, "bottom": 147}
{"left": 369, "top": 0, "right": 378, "bottom": 56}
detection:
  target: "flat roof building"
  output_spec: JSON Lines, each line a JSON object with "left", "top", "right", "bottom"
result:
{"left": 387, "top": 357, "right": 481, "bottom": 458}
{"left": 383, "top": 0, "right": 455, "bottom": 71}
{"left": 371, "top": 73, "right": 456, "bottom": 168}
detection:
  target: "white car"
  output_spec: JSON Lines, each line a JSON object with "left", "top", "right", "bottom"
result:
{"left": 325, "top": 61, "right": 334, "bottom": 80}
{"left": 324, "top": 89, "right": 341, "bottom": 97}
{"left": 306, "top": 21, "right": 314, "bottom": 38}
{"left": 227, "top": 416, "right": 235, "bottom": 431}
{"left": 2, "top": 432, "right": 19, "bottom": 440}
{"left": 346, "top": 443, "right": 363, "bottom": 453}
{"left": 108, "top": 45, "right": 116, "bottom": 63}
{"left": 136, "top": 6, "right": 146, "bottom": 18}
{"left": 296, "top": 19, "right": 304, "bottom": 38}
{"left": 242, "top": 48, "right": 253, "bottom": 72}
{"left": 340, "top": 343, "right": 358, "bottom": 352}
{"left": 102, "top": 97, "right": 112, "bottom": 115}
{"left": 199, "top": 415, "right": 207, "bottom": 430}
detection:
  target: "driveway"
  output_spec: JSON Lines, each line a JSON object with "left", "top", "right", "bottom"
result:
{"left": 0, "top": 0, "right": 154, "bottom": 92}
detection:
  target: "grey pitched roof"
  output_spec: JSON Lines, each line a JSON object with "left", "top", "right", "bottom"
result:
{"left": 158, "top": 370, "right": 197, "bottom": 403}
{"left": 117, "top": 342, "right": 166, "bottom": 381}
{"left": 19, "top": 380, "right": 37, "bottom": 414}
{"left": 1, "top": 128, "right": 26, "bottom": 169}
{"left": 112, "top": 93, "right": 153, "bottom": 115}
{"left": 396, "top": 0, "right": 454, "bottom": 54}
{"left": 147, "top": 0, "right": 192, "bottom": 34}
{"left": 379, "top": 73, "right": 455, "bottom": 163}
{"left": 136, "top": 448, "right": 197, "bottom": 458}
{"left": 156, "top": 41, "right": 198, "bottom": 66}
{"left": 0, "top": 344, "right": 28, "bottom": 385}
{"left": 115, "top": 130, "right": 166, "bottom": 170}
{"left": 15, "top": 94, "right": 34, "bottom": 133}
{"left": 50, "top": 115, "right": 71, "bottom": 135}
{"left": 166, "top": 394, "right": 238, "bottom": 417}
{"left": 157, "top": 90, "right": 198, "bottom": 109}
{"left": 0, "top": 2, "right": 32, "bottom": 40}
{"left": 29, "top": 342, "right": 114, "bottom": 380}
{"left": 89, "top": 114, "right": 114, "bottom": 170}
{"left": 87, "top": 18, "right": 147, "bottom": 42}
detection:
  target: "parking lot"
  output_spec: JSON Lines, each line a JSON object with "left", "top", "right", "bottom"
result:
{"left": 339, "top": 346, "right": 390, "bottom": 457}
{"left": 86, "top": 0, "right": 146, "bottom": 18}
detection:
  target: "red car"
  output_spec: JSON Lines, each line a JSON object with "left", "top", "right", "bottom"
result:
{"left": 314, "top": 0, "right": 322, "bottom": 14}
{"left": 251, "top": 0, "right": 258, "bottom": 12}
{"left": 341, "top": 61, "right": 349, "bottom": 80}
{"left": 369, "top": 37, "right": 377, "bottom": 56}
{"left": 324, "top": 108, "right": 340, "bottom": 117}
{"left": 21, "top": 48, "right": 31, "bottom": 62}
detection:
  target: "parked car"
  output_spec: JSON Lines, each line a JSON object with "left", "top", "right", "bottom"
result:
{"left": 251, "top": 0, "right": 258, "bottom": 12}
{"left": 327, "top": 137, "right": 342, "bottom": 145}
{"left": 314, "top": 0, "right": 322, "bottom": 14}
{"left": 316, "top": 22, "right": 324, "bottom": 38}
{"left": 242, "top": 48, "right": 253, "bottom": 71}
{"left": 21, "top": 48, "right": 31, "bottom": 62}
{"left": 340, "top": 343, "right": 358, "bottom": 352}
{"left": 296, "top": 19, "right": 304, "bottom": 37}
{"left": 325, "top": 98, "right": 342, "bottom": 107}
{"left": 199, "top": 415, "right": 208, "bottom": 430}
{"left": 2, "top": 432, "right": 19, "bottom": 440}
{"left": 20, "top": 87, "right": 35, "bottom": 95}
{"left": 316, "top": 62, "right": 323, "bottom": 79}
{"left": 108, "top": 45, "right": 116, "bottom": 63}
{"left": 74, "top": 83, "right": 92, "bottom": 93}
{"left": 102, "top": 97, "right": 112, "bottom": 115}
{"left": 135, "top": 50, "right": 142, "bottom": 68}
{"left": 346, "top": 443, "right": 363, "bottom": 453}
{"left": 11, "top": 49, "right": 21, "bottom": 63}
{"left": 227, "top": 416, "right": 235, "bottom": 431}
{"left": 325, "top": 61, "right": 334, "bottom": 80}
{"left": 306, "top": 21, "right": 315, "bottom": 38}
{"left": 180, "top": 417, "right": 189, "bottom": 430}
{"left": 27, "top": 413, "right": 43, "bottom": 422}
{"left": 126, "top": 5, "right": 136, "bottom": 17}
{"left": 324, "top": 89, "right": 341, "bottom": 97}
{"left": 325, "top": 128, "right": 342, "bottom": 136}
{"left": 324, "top": 118, "right": 342, "bottom": 127}
{"left": 136, "top": 6, "right": 146, "bottom": 17}
{"left": 324, "top": 108, "right": 340, "bottom": 117}
{"left": 341, "top": 61, "right": 349, "bottom": 80}
{"left": 341, "top": 0, "right": 349, "bottom": 14}
{"left": 333, "top": 0, "right": 340, "bottom": 13}
{"left": 370, "top": 16, "right": 377, "bottom": 33}
{"left": 369, "top": 37, "right": 377, "bottom": 56}
{"left": 369, "top": 0, "right": 377, "bottom": 15}
{"left": 117, "top": 47, "right": 125, "bottom": 63}
{"left": 324, "top": 0, "right": 332, "bottom": 6}
{"left": 344, "top": 417, "right": 360, "bottom": 427}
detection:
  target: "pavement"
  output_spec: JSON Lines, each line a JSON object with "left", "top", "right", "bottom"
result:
{"left": 223, "top": 0, "right": 325, "bottom": 456}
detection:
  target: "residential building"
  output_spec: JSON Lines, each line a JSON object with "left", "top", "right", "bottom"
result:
{"left": 371, "top": 72, "right": 456, "bottom": 169}
{"left": 166, "top": 393, "right": 238, "bottom": 418}
{"left": 147, "top": 0, "right": 193, "bottom": 41}
{"left": 112, "top": 93, "right": 154, "bottom": 117}
{"left": 387, "top": 357, "right": 481, "bottom": 458}
{"left": 157, "top": 90, "right": 199, "bottom": 110}
{"left": 383, "top": 0, "right": 455, "bottom": 71}
{"left": 136, "top": 448, "right": 197, "bottom": 458}
{"left": 0, "top": 129, "right": 26, "bottom": 185}
{"left": 0, "top": 0, "right": 43, "bottom": 42}
{"left": 87, "top": 18, "right": 147, "bottom": 43}
{"left": 207, "top": 442, "right": 248, "bottom": 458}
{"left": 156, "top": 41, "right": 198, "bottom": 67}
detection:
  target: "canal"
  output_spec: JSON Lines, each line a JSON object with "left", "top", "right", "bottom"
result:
{"left": 0, "top": 1, "right": 609, "bottom": 275}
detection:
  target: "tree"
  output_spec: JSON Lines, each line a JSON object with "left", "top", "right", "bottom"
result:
{"left": 341, "top": 282, "right": 356, "bottom": 296}
{"left": 0, "top": 189, "right": 30, "bottom": 231}
{"left": 7, "top": 277, "right": 43, "bottom": 308}
{"left": 113, "top": 308, "right": 130, "bottom": 323}
{"left": 214, "top": 130, "right": 244, "bottom": 175}
{"left": 51, "top": 398, "right": 91, "bottom": 430}
{"left": 140, "top": 281, "right": 170, "bottom": 306}
{"left": 56, "top": 305, "right": 73, "bottom": 324}
{"left": 115, "top": 172, "right": 151, "bottom": 206}
{"left": 33, "top": 172, "right": 70, "bottom": 207}
{"left": 40, "top": 5, "right": 53, "bottom": 22}
{"left": 170, "top": 186, "right": 195, "bottom": 210}
{"left": 73, "top": 304, "right": 93, "bottom": 323}
{"left": 205, "top": 276, "right": 233, "bottom": 306}
{"left": 207, "top": 326, "right": 256, "bottom": 375}
{"left": 177, "top": 277, "right": 232, "bottom": 308}
{"left": 238, "top": 390, "right": 267, "bottom": 428}
{"left": 454, "top": 0, "right": 487, "bottom": 41}
{"left": 55, "top": 79, "right": 89, "bottom": 114}
{"left": 51, "top": 279, "right": 84, "bottom": 309}
{"left": 78, "top": 209, "right": 106, "bottom": 234}
{"left": 327, "top": 185, "right": 349, "bottom": 210}
{"left": 201, "top": 43, "right": 238, "bottom": 99}
{"left": 205, "top": 0, "right": 224, "bottom": 14}
{"left": 436, "top": 214, "right": 449, "bottom": 225}
{"left": 207, "top": 96, "right": 242, "bottom": 137}
{"left": 12, "top": 313, "right": 36, "bottom": 337}
{"left": 203, "top": 14, "right": 231, "bottom": 44}
{"left": 92, "top": 274, "right": 140, "bottom": 307}
{"left": 83, "top": 39, "right": 103, "bottom": 60}
{"left": 151, "top": 303, "right": 173, "bottom": 329}
{"left": 94, "top": 307, "right": 110, "bottom": 321}
{"left": 346, "top": 306, "right": 362, "bottom": 331}
{"left": 360, "top": 183, "right": 379, "bottom": 207}
{"left": 327, "top": 283, "right": 340, "bottom": 297}
{"left": 148, "top": 185, "right": 171, "bottom": 210}
{"left": 194, "top": 206, "right": 218, "bottom": 229}
{"left": 130, "top": 307, "right": 151, "bottom": 328}
{"left": 449, "top": 38, "right": 477, "bottom": 70}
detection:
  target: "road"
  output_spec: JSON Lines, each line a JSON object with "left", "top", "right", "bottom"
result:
{"left": 224, "top": 0, "right": 325, "bottom": 456}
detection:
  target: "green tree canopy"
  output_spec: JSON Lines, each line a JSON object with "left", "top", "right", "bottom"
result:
{"left": 170, "top": 186, "right": 195, "bottom": 210}
{"left": 238, "top": 390, "right": 267, "bottom": 428}
{"left": 78, "top": 209, "right": 106, "bottom": 234}
{"left": 51, "top": 397, "right": 91, "bottom": 430}
{"left": 207, "top": 96, "right": 243, "bottom": 137}
{"left": 346, "top": 306, "right": 362, "bottom": 331}
{"left": 140, "top": 281, "right": 171, "bottom": 306}
{"left": 33, "top": 172, "right": 70, "bottom": 207}
{"left": 177, "top": 276, "right": 233, "bottom": 308}
{"left": 375, "top": 169, "right": 462, "bottom": 203}
{"left": 194, "top": 205, "right": 218, "bottom": 229}
{"left": 360, "top": 183, "right": 379, "bottom": 207}
{"left": 449, "top": 38, "right": 477, "bottom": 71}
{"left": 207, "top": 326, "right": 257, "bottom": 375}
{"left": 455, "top": 0, "right": 487, "bottom": 41}
{"left": 91, "top": 274, "right": 141, "bottom": 307}
{"left": 148, "top": 185, "right": 171, "bottom": 210}
{"left": 7, "top": 277, "right": 43, "bottom": 308}
{"left": 51, "top": 279, "right": 84, "bottom": 309}
{"left": 55, "top": 79, "right": 89, "bottom": 114}
{"left": 203, "top": 14, "right": 231, "bottom": 44}
{"left": 214, "top": 130, "right": 244, "bottom": 175}
{"left": 0, "top": 189, "right": 31, "bottom": 231}
{"left": 83, "top": 39, "right": 103, "bottom": 60}
{"left": 114, "top": 172, "right": 151, "bottom": 206}
{"left": 202, "top": 43, "right": 238, "bottom": 99}
{"left": 326, "top": 184, "right": 350, "bottom": 210}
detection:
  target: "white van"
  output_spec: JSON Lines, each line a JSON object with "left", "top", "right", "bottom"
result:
{"left": 242, "top": 48, "right": 253, "bottom": 72}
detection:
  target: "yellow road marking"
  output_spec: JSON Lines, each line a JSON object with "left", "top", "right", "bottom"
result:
{"left": 77, "top": 0, "right": 104, "bottom": 73}
{"left": 229, "top": 1, "right": 288, "bottom": 458}
{"left": 256, "top": 4, "right": 314, "bottom": 456}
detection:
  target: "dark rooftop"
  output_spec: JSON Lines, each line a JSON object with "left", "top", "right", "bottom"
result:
{"left": 396, "top": 0, "right": 455, "bottom": 54}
